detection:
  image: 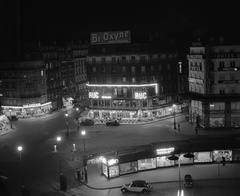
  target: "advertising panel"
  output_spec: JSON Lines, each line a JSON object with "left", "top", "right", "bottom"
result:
{"left": 102, "top": 164, "right": 108, "bottom": 177}
{"left": 119, "top": 161, "right": 138, "bottom": 175}
{"left": 194, "top": 152, "right": 213, "bottom": 163}
{"left": 90, "top": 30, "right": 131, "bottom": 45}
{"left": 213, "top": 150, "right": 232, "bottom": 162}
{"left": 109, "top": 165, "right": 119, "bottom": 178}
{"left": 156, "top": 156, "right": 175, "bottom": 167}
{"left": 138, "top": 158, "right": 156, "bottom": 171}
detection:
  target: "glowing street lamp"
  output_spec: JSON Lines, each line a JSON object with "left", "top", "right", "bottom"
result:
{"left": 65, "top": 111, "right": 69, "bottom": 139}
{"left": 9, "top": 109, "right": 12, "bottom": 129}
{"left": 173, "top": 104, "right": 176, "bottom": 129}
{"left": 57, "top": 137, "right": 62, "bottom": 174}
{"left": 17, "top": 146, "right": 24, "bottom": 195}
{"left": 168, "top": 152, "right": 194, "bottom": 196}
{"left": 81, "top": 130, "right": 88, "bottom": 183}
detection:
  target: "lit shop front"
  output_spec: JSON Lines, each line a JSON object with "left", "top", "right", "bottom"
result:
{"left": 2, "top": 102, "right": 52, "bottom": 118}
{"left": 100, "top": 147, "right": 238, "bottom": 179}
{"left": 86, "top": 83, "right": 182, "bottom": 119}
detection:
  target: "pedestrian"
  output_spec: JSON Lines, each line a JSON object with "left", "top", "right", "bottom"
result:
{"left": 178, "top": 124, "right": 180, "bottom": 132}
{"left": 222, "top": 156, "right": 226, "bottom": 166}
{"left": 195, "top": 128, "right": 198, "bottom": 135}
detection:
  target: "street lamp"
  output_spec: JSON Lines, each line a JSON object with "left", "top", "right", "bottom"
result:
{"left": 57, "top": 137, "right": 62, "bottom": 174}
{"left": 9, "top": 109, "right": 12, "bottom": 129}
{"left": 168, "top": 152, "right": 194, "bottom": 196}
{"left": 57, "top": 136, "right": 67, "bottom": 191}
{"left": 81, "top": 130, "right": 88, "bottom": 183}
{"left": 173, "top": 104, "right": 176, "bottom": 129}
{"left": 65, "top": 111, "right": 69, "bottom": 139}
{"left": 17, "top": 146, "right": 24, "bottom": 195}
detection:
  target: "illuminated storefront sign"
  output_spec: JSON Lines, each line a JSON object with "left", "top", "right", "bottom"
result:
{"left": 89, "top": 92, "right": 99, "bottom": 99}
{"left": 2, "top": 102, "right": 52, "bottom": 109}
{"left": 86, "top": 83, "right": 158, "bottom": 94}
{"left": 135, "top": 92, "right": 146, "bottom": 99}
{"left": 102, "top": 96, "right": 112, "bottom": 99}
{"left": 156, "top": 147, "right": 175, "bottom": 155}
{"left": 23, "top": 103, "right": 41, "bottom": 108}
{"left": 91, "top": 30, "right": 131, "bottom": 45}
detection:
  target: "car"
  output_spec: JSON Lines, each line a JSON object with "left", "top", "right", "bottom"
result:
{"left": 80, "top": 118, "right": 94, "bottom": 126}
{"left": 106, "top": 120, "right": 120, "bottom": 126}
{"left": 121, "top": 180, "right": 153, "bottom": 193}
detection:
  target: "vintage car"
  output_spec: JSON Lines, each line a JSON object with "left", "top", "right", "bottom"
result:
{"left": 121, "top": 180, "right": 153, "bottom": 193}
{"left": 80, "top": 118, "right": 94, "bottom": 126}
{"left": 106, "top": 120, "right": 120, "bottom": 126}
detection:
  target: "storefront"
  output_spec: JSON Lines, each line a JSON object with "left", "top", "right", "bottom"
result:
{"left": 99, "top": 146, "right": 240, "bottom": 179}
{"left": 2, "top": 102, "right": 52, "bottom": 118}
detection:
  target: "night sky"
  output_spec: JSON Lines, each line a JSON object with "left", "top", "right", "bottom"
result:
{"left": 1, "top": 0, "right": 240, "bottom": 43}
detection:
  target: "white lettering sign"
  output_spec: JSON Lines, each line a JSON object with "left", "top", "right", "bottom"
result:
{"left": 156, "top": 147, "right": 175, "bottom": 155}
{"left": 135, "top": 92, "right": 147, "bottom": 99}
{"left": 89, "top": 92, "right": 99, "bottom": 99}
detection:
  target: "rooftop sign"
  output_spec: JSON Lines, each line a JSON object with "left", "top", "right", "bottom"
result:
{"left": 90, "top": 30, "right": 131, "bottom": 45}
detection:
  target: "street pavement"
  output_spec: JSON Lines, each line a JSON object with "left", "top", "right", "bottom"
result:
{"left": 2, "top": 108, "right": 240, "bottom": 196}
{"left": 50, "top": 109, "right": 240, "bottom": 196}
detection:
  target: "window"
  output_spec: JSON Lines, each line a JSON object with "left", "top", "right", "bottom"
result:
{"left": 131, "top": 56, "right": 135, "bottom": 60}
{"left": 122, "top": 77, "right": 126, "bottom": 83}
{"left": 122, "top": 66, "right": 126, "bottom": 73}
{"left": 122, "top": 56, "right": 126, "bottom": 61}
{"left": 112, "top": 67, "right": 116, "bottom": 73}
{"left": 141, "top": 76, "right": 146, "bottom": 82}
{"left": 167, "top": 64, "right": 171, "bottom": 70}
{"left": 230, "top": 61, "right": 235, "bottom": 68}
{"left": 93, "top": 67, "right": 96, "bottom": 73}
{"left": 132, "top": 77, "right": 136, "bottom": 83}
{"left": 140, "top": 56, "right": 146, "bottom": 61}
{"left": 112, "top": 57, "right": 116, "bottom": 62}
{"left": 219, "top": 74, "right": 225, "bottom": 80}
{"left": 150, "top": 76, "right": 155, "bottom": 81}
{"left": 141, "top": 66, "right": 145, "bottom": 73}
{"left": 151, "top": 65, "right": 154, "bottom": 72}
{"left": 210, "top": 62, "right": 214, "bottom": 71}
{"left": 92, "top": 58, "right": 96, "bottom": 63}
{"left": 230, "top": 87, "right": 236, "bottom": 93}
{"left": 159, "top": 64, "right": 162, "bottom": 71}
{"left": 131, "top": 66, "right": 135, "bottom": 74}
{"left": 101, "top": 67, "right": 105, "bottom": 73}
{"left": 219, "top": 61, "right": 224, "bottom": 68}
{"left": 230, "top": 73, "right": 235, "bottom": 80}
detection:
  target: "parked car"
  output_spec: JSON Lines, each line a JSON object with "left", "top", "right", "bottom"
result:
{"left": 106, "top": 120, "right": 120, "bottom": 126}
{"left": 80, "top": 118, "right": 94, "bottom": 126}
{"left": 121, "top": 180, "right": 153, "bottom": 193}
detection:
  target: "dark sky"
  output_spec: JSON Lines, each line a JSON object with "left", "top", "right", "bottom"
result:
{"left": 2, "top": 0, "right": 240, "bottom": 42}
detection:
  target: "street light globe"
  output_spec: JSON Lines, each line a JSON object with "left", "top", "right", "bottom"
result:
{"left": 76, "top": 108, "right": 79, "bottom": 111}
{"left": 81, "top": 130, "right": 86, "bottom": 136}
{"left": 173, "top": 104, "right": 176, "bottom": 107}
{"left": 18, "top": 146, "right": 22, "bottom": 151}
{"left": 57, "top": 137, "right": 61, "bottom": 142}
{"left": 65, "top": 113, "right": 68, "bottom": 117}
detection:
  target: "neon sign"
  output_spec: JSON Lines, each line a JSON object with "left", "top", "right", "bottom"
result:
{"left": 135, "top": 92, "right": 146, "bottom": 99}
{"left": 89, "top": 92, "right": 99, "bottom": 99}
{"left": 156, "top": 147, "right": 175, "bottom": 155}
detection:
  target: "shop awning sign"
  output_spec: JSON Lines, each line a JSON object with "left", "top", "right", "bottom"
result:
{"left": 156, "top": 147, "right": 175, "bottom": 155}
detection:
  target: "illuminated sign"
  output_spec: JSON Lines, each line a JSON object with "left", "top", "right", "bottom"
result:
{"left": 86, "top": 83, "right": 158, "bottom": 94}
{"left": 89, "top": 92, "right": 99, "bottom": 99}
{"left": 108, "top": 158, "right": 119, "bottom": 166}
{"left": 102, "top": 96, "right": 111, "bottom": 99}
{"left": 23, "top": 103, "right": 41, "bottom": 108}
{"left": 156, "top": 147, "right": 175, "bottom": 155}
{"left": 90, "top": 30, "right": 131, "bottom": 45}
{"left": 135, "top": 92, "right": 146, "bottom": 99}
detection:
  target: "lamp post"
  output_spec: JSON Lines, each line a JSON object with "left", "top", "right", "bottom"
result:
{"left": 57, "top": 136, "right": 67, "bottom": 191}
{"left": 168, "top": 152, "right": 194, "bottom": 196}
{"left": 57, "top": 137, "right": 62, "bottom": 174}
{"left": 81, "top": 130, "right": 88, "bottom": 183}
{"left": 9, "top": 109, "right": 12, "bottom": 129}
{"left": 173, "top": 104, "right": 176, "bottom": 129}
{"left": 17, "top": 146, "right": 24, "bottom": 195}
{"left": 65, "top": 111, "right": 69, "bottom": 139}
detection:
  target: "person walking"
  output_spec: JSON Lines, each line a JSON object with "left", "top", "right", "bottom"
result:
{"left": 195, "top": 128, "right": 198, "bottom": 135}
{"left": 222, "top": 156, "right": 226, "bottom": 166}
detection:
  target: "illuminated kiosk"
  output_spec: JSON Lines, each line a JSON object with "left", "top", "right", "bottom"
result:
{"left": 100, "top": 142, "right": 239, "bottom": 179}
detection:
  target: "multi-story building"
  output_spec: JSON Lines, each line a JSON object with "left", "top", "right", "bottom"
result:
{"left": 0, "top": 41, "right": 89, "bottom": 118}
{"left": 187, "top": 34, "right": 240, "bottom": 128}
{"left": 0, "top": 43, "right": 50, "bottom": 117}
{"left": 86, "top": 30, "right": 181, "bottom": 121}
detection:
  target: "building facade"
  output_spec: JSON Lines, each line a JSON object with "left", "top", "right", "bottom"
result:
{"left": 187, "top": 36, "right": 240, "bottom": 128}
{"left": 86, "top": 31, "right": 182, "bottom": 122}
